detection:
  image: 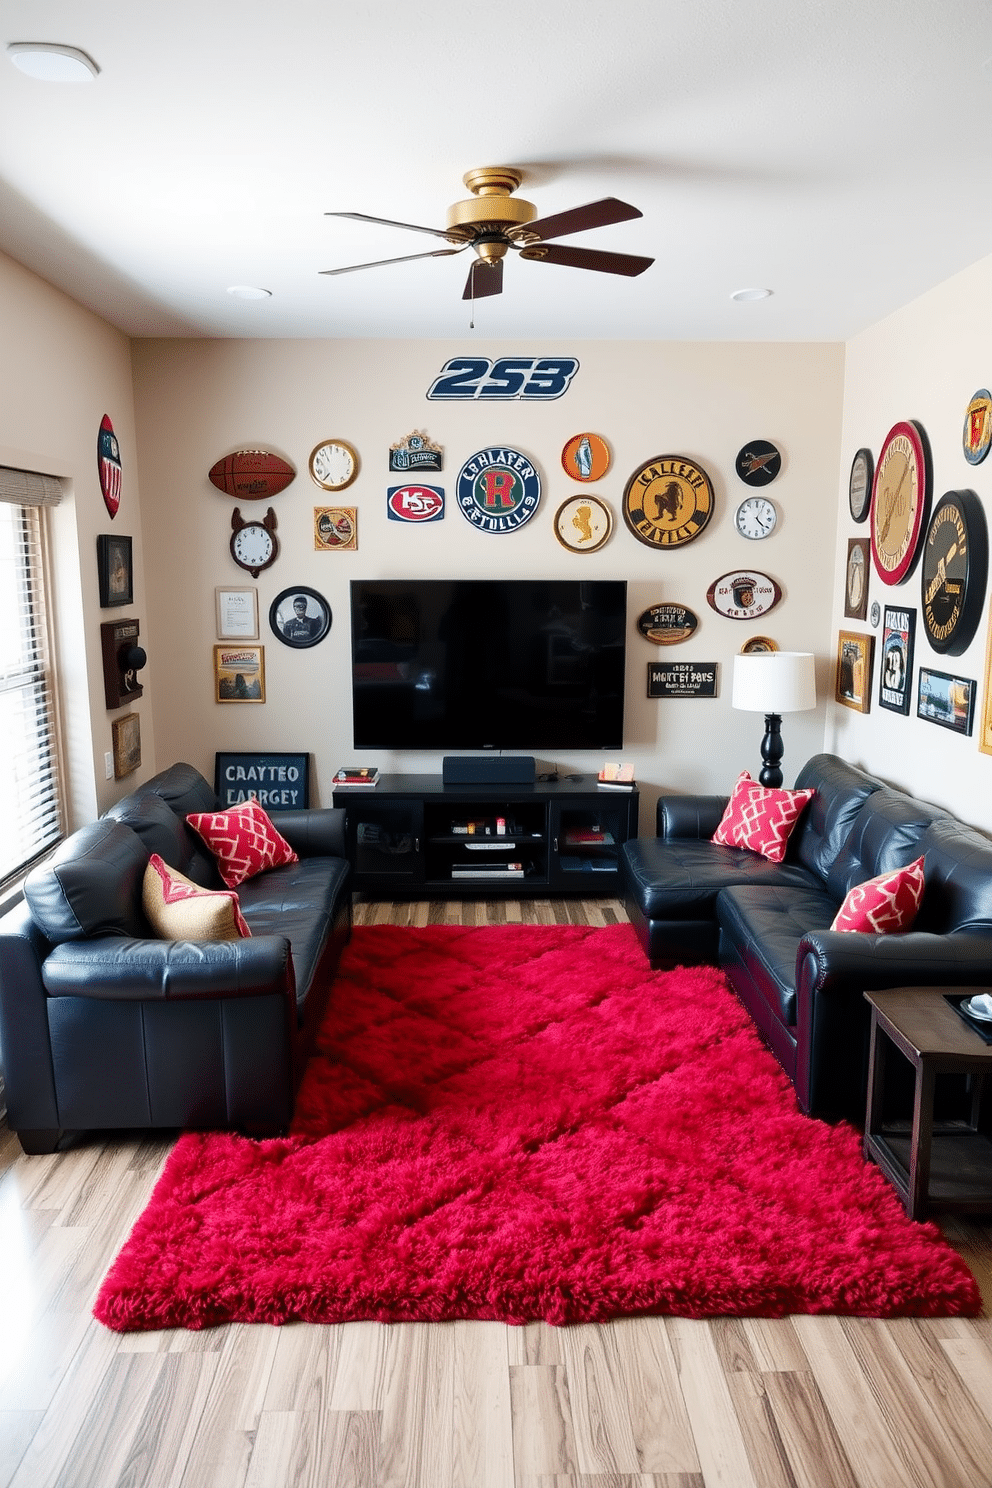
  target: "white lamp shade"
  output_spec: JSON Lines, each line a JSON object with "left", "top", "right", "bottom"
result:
{"left": 732, "top": 651, "right": 816, "bottom": 714}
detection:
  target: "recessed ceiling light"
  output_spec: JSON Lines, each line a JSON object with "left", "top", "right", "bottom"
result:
{"left": 227, "top": 285, "right": 272, "bottom": 300}
{"left": 7, "top": 42, "right": 99, "bottom": 81}
{"left": 731, "top": 287, "right": 773, "bottom": 302}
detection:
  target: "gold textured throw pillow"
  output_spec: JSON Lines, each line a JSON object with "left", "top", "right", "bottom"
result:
{"left": 142, "top": 853, "right": 251, "bottom": 941}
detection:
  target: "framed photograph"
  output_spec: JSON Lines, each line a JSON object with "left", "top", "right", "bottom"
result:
{"left": 835, "top": 630, "right": 875, "bottom": 713}
{"left": 844, "top": 538, "right": 870, "bottom": 620}
{"left": 215, "top": 586, "right": 258, "bottom": 640}
{"left": 878, "top": 605, "right": 915, "bottom": 715}
{"left": 314, "top": 506, "right": 357, "bottom": 551}
{"left": 214, "top": 752, "right": 309, "bottom": 810}
{"left": 269, "top": 586, "right": 331, "bottom": 649}
{"left": 111, "top": 711, "right": 141, "bottom": 779}
{"left": 979, "top": 604, "right": 992, "bottom": 756}
{"left": 214, "top": 644, "right": 265, "bottom": 703}
{"left": 917, "top": 666, "right": 976, "bottom": 736}
{"left": 97, "top": 533, "right": 133, "bottom": 608}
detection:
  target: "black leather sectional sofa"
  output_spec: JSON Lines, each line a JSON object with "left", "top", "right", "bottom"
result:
{"left": 621, "top": 754, "right": 992, "bottom": 1120}
{"left": 0, "top": 763, "right": 351, "bottom": 1153}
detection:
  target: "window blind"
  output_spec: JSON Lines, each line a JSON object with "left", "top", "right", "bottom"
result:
{"left": 0, "top": 501, "right": 63, "bottom": 890}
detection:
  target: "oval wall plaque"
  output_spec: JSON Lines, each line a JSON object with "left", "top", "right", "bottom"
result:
{"left": 706, "top": 570, "right": 782, "bottom": 621}
{"left": 636, "top": 603, "right": 699, "bottom": 645}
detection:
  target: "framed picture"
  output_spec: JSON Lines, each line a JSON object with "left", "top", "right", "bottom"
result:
{"left": 835, "top": 630, "right": 875, "bottom": 713}
{"left": 917, "top": 666, "right": 976, "bottom": 735}
{"left": 844, "top": 538, "right": 870, "bottom": 620}
{"left": 214, "top": 644, "right": 265, "bottom": 703}
{"left": 97, "top": 533, "right": 133, "bottom": 607}
{"left": 314, "top": 506, "right": 357, "bottom": 551}
{"left": 979, "top": 604, "right": 992, "bottom": 756}
{"left": 112, "top": 711, "right": 141, "bottom": 778}
{"left": 878, "top": 605, "right": 915, "bottom": 715}
{"left": 215, "top": 586, "right": 258, "bottom": 640}
{"left": 269, "top": 586, "right": 331, "bottom": 648}
{"left": 214, "top": 751, "right": 309, "bottom": 809}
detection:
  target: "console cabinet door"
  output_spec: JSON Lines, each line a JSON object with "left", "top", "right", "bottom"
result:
{"left": 345, "top": 799, "right": 424, "bottom": 890}
{"left": 548, "top": 794, "right": 638, "bottom": 891}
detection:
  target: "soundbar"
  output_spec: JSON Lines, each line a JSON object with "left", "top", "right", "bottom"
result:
{"left": 442, "top": 755, "right": 537, "bottom": 785}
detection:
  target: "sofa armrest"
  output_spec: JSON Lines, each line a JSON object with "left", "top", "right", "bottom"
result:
{"left": 40, "top": 934, "right": 295, "bottom": 1003}
{"left": 271, "top": 808, "right": 347, "bottom": 860}
{"left": 657, "top": 795, "right": 730, "bottom": 841}
{"left": 797, "top": 929, "right": 992, "bottom": 998}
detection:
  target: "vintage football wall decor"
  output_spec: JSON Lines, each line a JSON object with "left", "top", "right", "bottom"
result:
{"left": 920, "top": 489, "right": 988, "bottom": 655}
{"left": 427, "top": 356, "right": 580, "bottom": 401}
{"left": 706, "top": 570, "right": 782, "bottom": 620}
{"left": 389, "top": 431, "right": 442, "bottom": 472}
{"left": 314, "top": 507, "right": 358, "bottom": 550}
{"left": 844, "top": 538, "right": 870, "bottom": 620}
{"left": 636, "top": 604, "right": 699, "bottom": 645}
{"left": 734, "top": 440, "right": 781, "bottom": 485}
{"left": 622, "top": 455, "right": 714, "bottom": 549}
{"left": 308, "top": 439, "right": 358, "bottom": 491}
{"left": 553, "top": 495, "right": 612, "bottom": 552}
{"left": 387, "top": 485, "right": 444, "bottom": 522}
{"left": 456, "top": 447, "right": 541, "bottom": 533}
{"left": 98, "top": 414, "right": 122, "bottom": 518}
{"left": 962, "top": 390, "right": 992, "bottom": 465}
{"left": 230, "top": 507, "right": 278, "bottom": 576}
{"left": 870, "top": 420, "right": 932, "bottom": 584}
{"left": 209, "top": 450, "right": 295, "bottom": 499}
{"left": 561, "top": 433, "right": 610, "bottom": 482}
{"left": 848, "top": 447, "right": 874, "bottom": 523}
{"left": 879, "top": 606, "right": 916, "bottom": 716}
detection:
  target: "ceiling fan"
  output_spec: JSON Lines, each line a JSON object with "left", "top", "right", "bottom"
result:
{"left": 320, "top": 166, "right": 654, "bottom": 300}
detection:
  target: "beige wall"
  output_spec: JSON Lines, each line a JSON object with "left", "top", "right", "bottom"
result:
{"left": 830, "top": 251, "right": 992, "bottom": 831}
{"left": 0, "top": 251, "right": 150, "bottom": 828}
{"left": 131, "top": 338, "right": 843, "bottom": 814}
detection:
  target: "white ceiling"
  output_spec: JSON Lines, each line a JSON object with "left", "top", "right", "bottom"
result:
{"left": 1, "top": 0, "right": 990, "bottom": 342}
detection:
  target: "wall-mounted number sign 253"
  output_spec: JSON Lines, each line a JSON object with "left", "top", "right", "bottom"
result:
{"left": 427, "top": 357, "right": 579, "bottom": 401}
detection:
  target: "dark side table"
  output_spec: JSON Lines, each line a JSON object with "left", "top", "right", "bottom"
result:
{"left": 863, "top": 988, "right": 992, "bottom": 1220}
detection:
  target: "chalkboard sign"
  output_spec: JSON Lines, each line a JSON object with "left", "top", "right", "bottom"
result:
{"left": 647, "top": 662, "right": 718, "bottom": 699}
{"left": 214, "top": 752, "right": 309, "bottom": 810}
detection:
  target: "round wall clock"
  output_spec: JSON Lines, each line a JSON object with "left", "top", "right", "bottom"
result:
{"left": 963, "top": 390, "right": 992, "bottom": 466}
{"left": 920, "top": 489, "right": 989, "bottom": 655}
{"left": 848, "top": 447, "right": 874, "bottom": 524}
{"left": 230, "top": 506, "right": 278, "bottom": 577}
{"left": 636, "top": 603, "right": 699, "bottom": 645}
{"left": 735, "top": 440, "right": 781, "bottom": 486}
{"left": 561, "top": 433, "right": 610, "bottom": 482}
{"left": 706, "top": 570, "right": 782, "bottom": 620}
{"left": 869, "top": 420, "right": 931, "bottom": 585}
{"left": 308, "top": 439, "right": 359, "bottom": 491}
{"left": 553, "top": 494, "right": 612, "bottom": 552}
{"left": 622, "top": 454, "right": 714, "bottom": 549}
{"left": 735, "top": 495, "right": 777, "bottom": 539}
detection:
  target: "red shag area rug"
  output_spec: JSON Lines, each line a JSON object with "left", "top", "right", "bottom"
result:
{"left": 94, "top": 924, "right": 980, "bottom": 1330}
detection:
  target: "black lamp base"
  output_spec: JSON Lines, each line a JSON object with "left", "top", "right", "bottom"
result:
{"left": 758, "top": 712, "right": 784, "bottom": 789}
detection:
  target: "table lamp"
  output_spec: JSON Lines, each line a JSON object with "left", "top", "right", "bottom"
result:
{"left": 732, "top": 652, "right": 817, "bottom": 788}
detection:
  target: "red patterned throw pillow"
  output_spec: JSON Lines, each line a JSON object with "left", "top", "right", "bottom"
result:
{"left": 830, "top": 856, "right": 925, "bottom": 933}
{"left": 186, "top": 798, "right": 298, "bottom": 889}
{"left": 143, "top": 854, "right": 251, "bottom": 940}
{"left": 711, "top": 771, "right": 815, "bottom": 863}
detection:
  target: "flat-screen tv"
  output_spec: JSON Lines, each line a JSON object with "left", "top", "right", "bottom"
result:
{"left": 351, "top": 579, "right": 627, "bottom": 750}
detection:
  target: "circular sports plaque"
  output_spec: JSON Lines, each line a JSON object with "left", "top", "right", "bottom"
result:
{"left": 963, "top": 390, "right": 992, "bottom": 466}
{"left": 622, "top": 455, "right": 714, "bottom": 549}
{"left": 920, "top": 489, "right": 988, "bottom": 655}
{"left": 553, "top": 495, "right": 612, "bottom": 552}
{"left": 636, "top": 603, "right": 699, "bottom": 645}
{"left": 706, "top": 570, "right": 782, "bottom": 621}
{"left": 870, "top": 420, "right": 931, "bottom": 585}
{"left": 561, "top": 433, "right": 610, "bottom": 482}
{"left": 848, "top": 447, "right": 874, "bottom": 524}
{"left": 735, "top": 440, "right": 781, "bottom": 486}
{"left": 456, "top": 447, "right": 541, "bottom": 534}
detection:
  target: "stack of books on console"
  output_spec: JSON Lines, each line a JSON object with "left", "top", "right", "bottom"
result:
{"left": 333, "top": 766, "right": 379, "bottom": 787}
{"left": 451, "top": 861, "right": 525, "bottom": 879}
{"left": 597, "top": 763, "right": 635, "bottom": 790}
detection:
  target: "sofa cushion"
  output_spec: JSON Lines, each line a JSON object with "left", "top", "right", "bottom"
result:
{"left": 186, "top": 799, "right": 299, "bottom": 889}
{"left": 830, "top": 856, "right": 925, "bottom": 934}
{"left": 711, "top": 772, "right": 815, "bottom": 863}
{"left": 238, "top": 856, "right": 351, "bottom": 1015}
{"left": 791, "top": 754, "right": 883, "bottom": 881}
{"left": 622, "top": 835, "right": 820, "bottom": 920}
{"left": 716, "top": 882, "right": 839, "bottom": 1025}
{"left": 823, "top": 788, "right": 945, "bottom": 902}
{"left": 142, "top": 855, "right": 251, "bottom": 941}
{"left": 24, "top": 820, "right": 150, "bottom": 944}
{"left": 914, "top": 815, "right": 992, "bottom": 934}
{"left": 105, "top": 791, "right": 220, "bottom": 887}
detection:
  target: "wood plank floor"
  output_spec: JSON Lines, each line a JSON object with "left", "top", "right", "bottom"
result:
{"left": 1, "top": 894, "right": 991, "bottom": 1488}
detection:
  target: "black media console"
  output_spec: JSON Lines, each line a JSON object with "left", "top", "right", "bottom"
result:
{"left": 332, "top": 774, "right": 639, "bottom": 897}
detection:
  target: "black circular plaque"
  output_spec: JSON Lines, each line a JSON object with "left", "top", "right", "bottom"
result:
{"left": 920, "top": 489, "right": 988, "bottom": 655}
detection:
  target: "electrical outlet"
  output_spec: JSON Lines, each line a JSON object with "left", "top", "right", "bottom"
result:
{"left": 104, "top": 751, "right": 114, "bottom": 780}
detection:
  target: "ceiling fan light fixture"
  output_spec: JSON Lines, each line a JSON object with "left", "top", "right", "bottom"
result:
{"left": 7, "top": 42, "right": 99, "bottom": 81}
{"left": 731, "top": 287, "right": 773, "bottom": 302}
{"left": 227, "top": 285, "right": 272, "bottom": 300}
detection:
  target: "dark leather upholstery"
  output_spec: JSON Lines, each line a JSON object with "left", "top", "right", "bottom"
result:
{"left": 0, "top": 763, "right": 352, "bottom": 1152}
{"left": 620, "top": 753, "right": 992, "bottom": 1120}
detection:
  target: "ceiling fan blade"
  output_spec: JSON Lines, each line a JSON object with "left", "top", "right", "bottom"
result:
{"left": 524, "top": 197, "right": 642, "bottom": 242}
{"left": 462, "top": 258, "right": 504, "bottom": 300}
{"left": 519, "top": 243, "right": 653, "bottom": 277}
{"left": 320, "top": 248, "right": 463, "bottom": 276}
{"left": 325, "top": 211, "right": 457, "bottom": 243}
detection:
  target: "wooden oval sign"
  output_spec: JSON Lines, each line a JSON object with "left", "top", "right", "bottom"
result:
{"left": 706, "top": 571, "right": 782, "bottom": 620}
{"left": 636, "top": 603, "right": 699, "bottom": 645}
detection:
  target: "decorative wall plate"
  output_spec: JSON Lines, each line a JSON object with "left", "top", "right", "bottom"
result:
{"left": 389, "top": 430, "right": 442, "bottom": 472}
{"left": 740, "top": 636, "right": 778, "bottom": 653}
{"left": 636, "top": 603, "right": 699, "bottom": 645}
{"left": 963, "top": 391, "right": 992, "bottom": 466}
{"left": 308, "top": 439, "right": 359, "bottom": 492}
{"left": 870, "top": 420, "right": 931, "bottom": 585}
{"left": 706, "top": 570, "right": 782, "bottom": 620}
{"left": 844, "top": 538, "right": 870, "bottom": 620}
{"left": 456, "top": 447, "right": 541, "bottom": 533}
{"left": 735, "top": 440, "right": 781, "bottom": 485}
{"left": 98, "top": 414, "right": 122, "bottom": 518}
{"left": 314, "top": 506, "right": 357, "bottom": 550}
{"left": 553, "top": 494, "right": 612, "bottom": 552}
{"left": 920, "top": 489, "right": 988, "bottom": 655}
{"left": 848, "top": 447, "right": 874, "bottom": 523}
{"left": 622, "top": 455, "right": 714, "bottom": 548}
{"left": 561, "top": 433, "right": 610, "bottom": 482}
